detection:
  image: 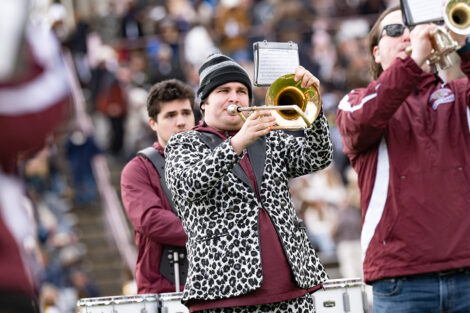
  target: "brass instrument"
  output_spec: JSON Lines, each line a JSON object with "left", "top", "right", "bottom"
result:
{"left": 444, "top": 0, "right": 470, "bottom": 34}
{"left": 227, "top": 74, "right": 322, "bottom": 131}
{"left": 405, "top": 0, "right": 470, "bottom": 71}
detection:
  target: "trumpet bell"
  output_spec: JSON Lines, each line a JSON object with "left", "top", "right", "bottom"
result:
{"left": 266, "top": 74, "right": 322, "bottom": 130}
{"left": 444, "top": 0, "right": 470, "bottom": 35}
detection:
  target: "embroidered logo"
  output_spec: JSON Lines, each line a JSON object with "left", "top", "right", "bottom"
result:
{"left": 429, "top": 88, "right": 455, "bottom": 110}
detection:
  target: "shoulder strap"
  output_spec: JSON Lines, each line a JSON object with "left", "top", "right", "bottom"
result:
{"left": 197, "top": 131, "right": 223, "bottom": 149}
{"left": 138, "top": 147, "right": 188, "bottom": 288}
{"left": 196, "top": 131, "right": 266, "bottom": 192}
{"left": 137, "top": 147, "right": 177, "bottom": 214}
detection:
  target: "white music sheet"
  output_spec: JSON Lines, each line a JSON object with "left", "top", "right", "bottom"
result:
{"left": 404, "top": 0, "right": 445, "bottom": 24}
{"left": 256, "top": 49, "right": 298, "bottom": 85}
{"left": 253, "top": 41, "right": 299, "bottom": 86}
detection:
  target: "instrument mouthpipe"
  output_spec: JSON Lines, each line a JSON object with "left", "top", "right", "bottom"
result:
{"left": 227, "top": 104, "right": 240, "bottom": 115}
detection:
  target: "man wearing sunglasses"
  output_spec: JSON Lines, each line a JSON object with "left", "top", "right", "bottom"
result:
{"left": 336, "top": 5, "right": 470, "bottom": 313}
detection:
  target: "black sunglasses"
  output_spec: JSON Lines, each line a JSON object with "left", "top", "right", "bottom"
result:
{"left": 377, "top": 24, "right": 410, "bottom": 42}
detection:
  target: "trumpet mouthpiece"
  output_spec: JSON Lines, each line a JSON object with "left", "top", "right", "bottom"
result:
{"left": 227, "top": 104, "right": 239, "bottom": 115}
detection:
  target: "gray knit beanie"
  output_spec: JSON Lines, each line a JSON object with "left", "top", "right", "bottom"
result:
{"left": 197, "top": 53, "right": 253, "bottom": 102}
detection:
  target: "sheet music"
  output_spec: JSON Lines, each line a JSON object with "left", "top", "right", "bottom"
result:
{"left": 257, "top": 48, "right": 299, "bottom": 85}
{"left": 405, "top": 0, "right": 445, "bottom": 24}
{"left": 253, "top": 42, "right": 299, "bottom": 86}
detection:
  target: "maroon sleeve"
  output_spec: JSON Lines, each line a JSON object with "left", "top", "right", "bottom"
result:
{"left": 120, "top": 156, "right": 186, "bottom": 246}
{"left": 456, "top": 50, "right": 470, "bottom": 106}
{"left": 336, "top": 56, "right": 423, "bottom": 156}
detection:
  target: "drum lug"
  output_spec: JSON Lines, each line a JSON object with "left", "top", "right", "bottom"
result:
{"left": 362, "top": 290, "right": 369, "bottom": 312}
{"left": 342, "top": 291, "right": 350, "bottom": 312}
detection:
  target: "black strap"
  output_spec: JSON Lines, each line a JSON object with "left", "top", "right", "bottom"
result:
{"left": 197, "top": 131, "right": 266, "bottom": 193}
{"left": 137, "top": 147, "right": 177, "bottom": 214}
{"left": 137, "top": 147, "right": 188, "bottom": 286}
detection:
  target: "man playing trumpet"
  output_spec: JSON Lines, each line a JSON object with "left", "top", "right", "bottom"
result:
{"left": 165, "top": 53, "right": 332, "bottom": 312}
{"left": 336, "top": 4, "right": 470, "bottom": 313}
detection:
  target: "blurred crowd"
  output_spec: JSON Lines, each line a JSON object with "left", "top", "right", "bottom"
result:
{"left": 23, "top": 145, "right": 101, "bottom": 313}
{"left": 2, "top": 0, "right": 403, "bottom": 312}
{"left": 54, "top": 0, "right": 398, "bottom": 161}
{"left": 59, "top": 0, "right": 396, "bottom": 283}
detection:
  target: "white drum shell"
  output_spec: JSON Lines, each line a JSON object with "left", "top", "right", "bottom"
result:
{"left": 76, "top": 294, "right": 160, "bottom": 313}
{"left": 159, "top": 292, "right": 188, "bottom": 313}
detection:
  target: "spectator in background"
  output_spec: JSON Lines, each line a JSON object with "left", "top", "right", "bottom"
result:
{"left": 63, "top": 14, "right": 92, "bottom": 86}
{"left": 121, "top": 79, "right": 195, "bottom": 294}
{"left": 335, "top": 19, "right": 371, "bottom": 91}
{"left": 272, "top": 0, "right": 311, "bottom": 45}
{"left": 70, "top": 269, "right": 100, "bottom": 299}
{"left": 123, "top": 87, "right": 153, "bottom": 159}
{"left": 157, "top": 18, "right": 183, "bottom": 62}
{"left": 183, "top": 24, "right": 217, "bottom": 70}
{"left": 302, "top": 200, "right": 337, "bottom": 258}
{"left": 65, "top": 126, "right": 101, "bottom": 208}
{"left": 331, "top": 166, "right": 362, "bottom": 279}
{"left": 149, "top": 43, "right": 186, "bottom": 84}
{"left": 336, "top": 5, "right": 470, "bottom": 312}
{"left": 293, "top": 165, "right": 344, "bottom": 258}
{"left": 90, "top": 46, "right": 128, "bottom": 157}
{"left": 94, "top": 1, "right": 121, "bottom": 45}
{"left": 332, "top": 199, "right": 362, "bottom": 278}
{"left": 40, "top": 284, "right": 60, "bottom": 313}
{"left": 126, "top": 52, "right": 151, "bottom": 89}
{"left": 214, "top": 0, "right": 252, "bottom": 59}
{"left": 120, "top": 0, "right": 144, "bottom": 41}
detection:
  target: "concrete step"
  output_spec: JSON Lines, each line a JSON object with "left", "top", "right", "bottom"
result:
{"left": 70, "top": 155, "right": 132, "bottom": 296}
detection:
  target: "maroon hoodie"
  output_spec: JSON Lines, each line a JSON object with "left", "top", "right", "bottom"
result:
{"left": 121, "top": 142, "right": 186, "bottom": 293}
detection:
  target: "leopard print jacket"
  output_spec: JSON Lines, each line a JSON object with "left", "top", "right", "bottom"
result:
{"left": 165, "top": 113, "right": 333, "bottom": 302}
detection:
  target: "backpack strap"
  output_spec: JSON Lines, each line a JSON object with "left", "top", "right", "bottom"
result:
{"left": 137, "top": 147, "right": 176, "bottom": 214}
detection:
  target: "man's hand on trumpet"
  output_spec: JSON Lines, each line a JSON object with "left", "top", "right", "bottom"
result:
{"left": 230, "top": 66, "right": 320, "bottom": 155}
{"left": 294, "top": 66, "right": 320, "bottom": 89}
{"left": 231, "top": 109, "right": 276, "bottom": 155}
{"left": 409, "top": 23, "right": 438, "bottom": 69}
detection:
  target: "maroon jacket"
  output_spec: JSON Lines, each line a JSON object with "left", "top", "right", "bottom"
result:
{"left": 336, "top": 53, "right": 470, "bottom": 283}
{"left": 121, "top": 142, "right": 186, "bottom": 293}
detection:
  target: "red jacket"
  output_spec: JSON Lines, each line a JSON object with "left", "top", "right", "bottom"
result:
{"left": 336, "top": 54, "right": 470, "bottom": 283}
{"left": 120, "top": 142, "right": 186, "bottom": 293}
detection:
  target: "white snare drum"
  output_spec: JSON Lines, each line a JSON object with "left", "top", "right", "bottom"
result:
{"left": 76, "top": 294, "right": 159, "bottom": 313}
{"left": 159, "top": 292, "right": 188, "bottom": 313}
{"left": 313, "top": 278, "right": 368, "bottom": 313}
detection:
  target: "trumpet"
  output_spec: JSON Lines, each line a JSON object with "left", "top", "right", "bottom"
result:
{"left": 405, "top": 0, "right": 470, "bottom": 71}
{"left": 227, "top": 74, "right": 322, "bottom": 131}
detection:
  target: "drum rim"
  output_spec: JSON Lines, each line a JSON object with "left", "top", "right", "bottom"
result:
{"left": 321, "top": 278, "right": 364, "bottom": 289}
{"left": 76, "top": 294, "right": 159, "bottom": 307}
{"left": 159, "top": 292, "right": 184, "bottom": 301}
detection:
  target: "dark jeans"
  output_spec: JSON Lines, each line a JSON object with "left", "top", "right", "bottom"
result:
{"left": 373, "top": 268, "right": 470, "bottom": 313}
